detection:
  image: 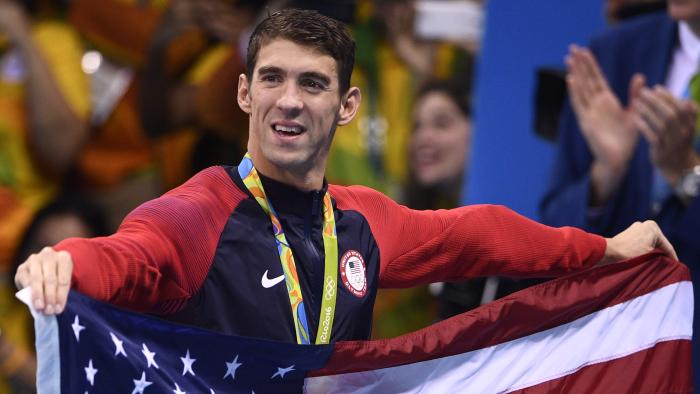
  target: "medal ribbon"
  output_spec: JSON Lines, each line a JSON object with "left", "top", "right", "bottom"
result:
{"left": 238, "top": 153, "right": 338, "bottom": 345}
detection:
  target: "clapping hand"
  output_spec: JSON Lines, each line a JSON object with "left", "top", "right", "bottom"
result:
{"left": 633, "top": 86, "right": 700, "bottom": 185}
{"left": 566, "top": 45, "right": 644, "bottom": 205}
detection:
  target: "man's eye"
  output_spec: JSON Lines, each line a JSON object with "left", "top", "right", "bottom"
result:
{"left": 302, "top": 79, "right": 324, "bottom": 90}
{"left": 261, "top": 75, "right": 282, "bottom": 83}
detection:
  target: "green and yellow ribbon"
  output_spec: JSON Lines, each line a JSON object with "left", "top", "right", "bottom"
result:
{"left": 238, "top": 153, "right": 338, "bottom": 345}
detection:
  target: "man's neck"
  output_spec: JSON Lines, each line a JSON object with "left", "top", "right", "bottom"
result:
{"left": 267, "top": 171, "right": 324, "bottom": 192}
{"left": 250, "top": 158, "right": 325, "bottom": 192}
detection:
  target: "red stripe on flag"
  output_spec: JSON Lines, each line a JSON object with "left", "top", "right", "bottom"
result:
{"left": 311, "top": 252, "right": 689, "bottom": 377}
{"left": 510, "top": 340, "right": 693, "bottom": 394}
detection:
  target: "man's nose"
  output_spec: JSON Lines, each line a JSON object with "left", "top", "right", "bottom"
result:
{"left": 276, "top": 83, "right": 304, "bottom": 115}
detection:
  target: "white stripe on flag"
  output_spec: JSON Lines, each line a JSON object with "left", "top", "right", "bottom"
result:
{"left": 16, "top": 288, "right": 61, "bottom": 394}
{"left": 304, "top": 281, "right": 693, "bottom": 394}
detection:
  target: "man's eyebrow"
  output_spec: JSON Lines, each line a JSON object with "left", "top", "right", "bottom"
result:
{"left": 299, "top": 71, "right": 331, "bottom": 86}
{"left": 256, "top": 66, "right": 332, "bottom": 86}
{"left": 257, "top": 66, "right": 284, "bottom": 76}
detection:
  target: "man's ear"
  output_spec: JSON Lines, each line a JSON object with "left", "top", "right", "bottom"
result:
{"left": 237, "top": 73, "right": 252, "bottom": 114}
{"left": 337, "top": 87, "right": 362, "bottom": 126}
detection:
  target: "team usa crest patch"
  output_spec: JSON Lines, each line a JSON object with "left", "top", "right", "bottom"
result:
{"left": 340, "top": 250, "right": 367, "bottom": 298}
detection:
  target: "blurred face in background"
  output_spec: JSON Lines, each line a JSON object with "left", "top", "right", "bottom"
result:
{"left": 411, "top": 91, "right": 471, "bottom": 187}
{"left": 668, "top": 0, "right": 700, "bottom": 24}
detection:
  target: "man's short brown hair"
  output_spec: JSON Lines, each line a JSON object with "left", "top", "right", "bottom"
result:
{"left": 246, "top": 8, "right": 356, "bottom": 94}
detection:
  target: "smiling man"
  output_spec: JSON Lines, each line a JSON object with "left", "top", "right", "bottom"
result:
{"left": 240, "top": 35, "right": 360, "bottom": 191}
{"left": 15, "top": 8, "right": 678, "bottom": 345}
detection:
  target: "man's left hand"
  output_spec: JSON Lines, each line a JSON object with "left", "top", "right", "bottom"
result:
{"left": 600, "top": 220, "right": 677, "bottom": 266}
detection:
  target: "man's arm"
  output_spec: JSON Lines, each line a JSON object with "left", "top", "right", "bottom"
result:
{"left": 332, "top": 186, "right": 676, "bottom": 288}
{"left": 14, "top": 167, "right": 244, "bottom": 315}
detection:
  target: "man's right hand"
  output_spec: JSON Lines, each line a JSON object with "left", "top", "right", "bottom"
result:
{"left": 14, "top": 247, "right": 73, "bottom": 315}
{"left": 566, "top": 45, "right": 643, "bottom": 206}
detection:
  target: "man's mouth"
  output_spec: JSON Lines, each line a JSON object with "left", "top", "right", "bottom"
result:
{"left": 272, "top": 123, "right": 306, "bottom": 136}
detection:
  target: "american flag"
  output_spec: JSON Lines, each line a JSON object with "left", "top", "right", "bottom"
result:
{"left": 349, "top": 262, "right": 361, "bottom": 275}
{"left": 20, "top": 251, "right": 693, "bottom": 393}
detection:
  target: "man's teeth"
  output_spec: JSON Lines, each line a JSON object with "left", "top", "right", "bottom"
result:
{"left": 274, "top": 125, "right": 303, "bottom": 134}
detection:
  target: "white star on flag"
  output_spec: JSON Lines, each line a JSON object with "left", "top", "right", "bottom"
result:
{"left": 180, "top": 349, "right": 196, "bottom": 376}
{"left": 223, "top": 355, "right": 242, "bottom": 380}
{"left": 141, "top": 344, "right": 159, "bottom": 369}
{"left": 271, "top": 365, "right": 295, "bottom": 379}
{"left": 173, "top": 382, "right": 186, "bottom": 394}
{"left": 109, "top": 332, "right": 127, "bottom": 357}
{"left": 84, "top": 359, "right": 97, "bottom": 386}
{"left": 131, "top": 371, "right": 152, "bottom": 394}
{"left": 71, "top": 315, "right": 85, "bottom": 341}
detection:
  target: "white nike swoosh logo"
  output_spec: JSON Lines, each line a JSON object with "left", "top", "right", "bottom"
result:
{"left": 261, "top": 270, "right": 286, "bottom": 288}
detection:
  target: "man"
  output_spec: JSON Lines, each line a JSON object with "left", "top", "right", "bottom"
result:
{"left": 540, "top": 0, "right": 700, "bottom": 387}
{"left": 16, "top": 9, "right": 675, "bottom": 346}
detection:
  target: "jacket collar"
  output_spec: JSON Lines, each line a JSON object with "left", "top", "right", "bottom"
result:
{"left": 230, "top": 163, "right": 328, "bottom": 218}
{"left": 647, "top": 14, "right": 678, "bottom": 86}
{"left": 258, "top": 172, "right": 327, "bottom": 217}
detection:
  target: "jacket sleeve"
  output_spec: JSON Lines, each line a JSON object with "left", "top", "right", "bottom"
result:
{"left": 331, "top": 186, "right": 607, "bottom": 289}
{"left": 54, "top": 167, "right": 244, "bottom": 313}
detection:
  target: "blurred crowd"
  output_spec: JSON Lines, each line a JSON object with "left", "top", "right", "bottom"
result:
{"left": 0, "top": 1, "right": 480, "bottom": 391}
{"left": 2, "top": 0, "right": 699, "bottom": 392}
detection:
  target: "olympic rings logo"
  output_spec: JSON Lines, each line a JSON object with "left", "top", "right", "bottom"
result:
{"left": 324, "top": 276, "right": 336, "bottom": 300}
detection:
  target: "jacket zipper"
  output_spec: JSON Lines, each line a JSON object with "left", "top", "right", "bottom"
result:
{"left": 304, "top": 191, "right": 324, "bottom": 339}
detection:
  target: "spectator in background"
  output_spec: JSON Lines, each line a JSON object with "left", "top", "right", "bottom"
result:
{"left": 407, "top": 80, "right": 472, "bottom": 210}
{"left": 404, "top": 79, "right": 543, "bottom": 321}
{"left": 0, "top": 0, "right": 258, "bottom": 388}
{"left": 140, "top": 0, "right": 270, "bottom": 185}
{"left": 61, "top": 0, "right": 268, "bottom": 229}
{"left": 0, "top": 2, "right": 90, "bottom": 392}
{"left": 348, "top": 0, "right": 480, "bottom": 337}
{"left": 0, "top": 193, "right": 106, "bottom": 393}
{"left": 540, "top": 1, "right": 700, "bottom": 387}
{"left": 326, "top": 0, "right": 475, "bottom": 198}
{"left": 65, "top": 0, "right": 188, "bottom": 229}
{"left": 0, "top": 0, "right": 88, "bottom": 273}
{"left": 404, "top": 79, "right": 477, "bottom": 321}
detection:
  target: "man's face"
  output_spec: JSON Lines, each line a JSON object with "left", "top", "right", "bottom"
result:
{"left": 668, "top": 0, "right": 700, "bottom": 24}
{"left": 237, "top": 39, "right": 358, "bottom": 181}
